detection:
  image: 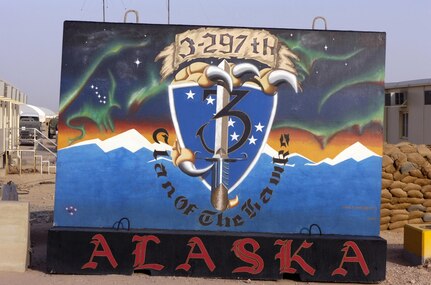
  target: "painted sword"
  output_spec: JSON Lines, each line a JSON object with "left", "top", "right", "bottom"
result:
{"left": 206, "top": 61, "right": 264, "bottom": 211}
{"left": 209, "top": 60, "right": 233, "bottom": 211}
{"left": 206, "top": 61, "right": 251, "bottom": 211}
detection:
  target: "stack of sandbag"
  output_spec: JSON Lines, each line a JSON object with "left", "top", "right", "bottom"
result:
{"left": 381, "top": 143, "right": 431, "bottom": 230}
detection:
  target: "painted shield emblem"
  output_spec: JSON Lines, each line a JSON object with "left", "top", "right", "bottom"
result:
{"left": 169, "top": 78, "right": 277, "bottom": 212}
{"left": 168, "top": 61, "right": 298, "bottom": 211}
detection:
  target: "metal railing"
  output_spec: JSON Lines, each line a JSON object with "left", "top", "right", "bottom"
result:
{"left": 30, "top": 128, "right": 57, "bottom": 157}
{"left": 2, "top": 127, "right": 58, "bottom": 174}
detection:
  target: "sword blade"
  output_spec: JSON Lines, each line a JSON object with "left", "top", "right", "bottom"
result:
{"left": 211, "top": 60, "right": 231, "bottom": 211}
{"left": 214, "top": 60, "right": 230, "bottom": 160}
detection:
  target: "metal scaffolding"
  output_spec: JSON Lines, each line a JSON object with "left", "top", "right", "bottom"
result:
{"left": 0, "top": 80, "right": 27, "bottom": 169}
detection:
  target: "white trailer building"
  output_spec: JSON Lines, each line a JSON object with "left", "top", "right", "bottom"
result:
{"left": 385, "top": 79, "right": 431, "bottom": 145}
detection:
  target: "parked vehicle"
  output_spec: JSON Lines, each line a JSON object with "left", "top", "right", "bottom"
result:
{"left": 48, "top": 117, "right": 58, "bottom": 139}
{"left": 19, "top": 116, "right": 41, "bottom": 145}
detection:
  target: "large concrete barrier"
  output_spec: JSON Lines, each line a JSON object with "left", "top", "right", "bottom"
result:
{"left": 0, "top": 201, "right": 29, "bottom": 272}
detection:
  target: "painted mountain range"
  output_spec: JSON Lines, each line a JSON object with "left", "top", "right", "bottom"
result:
{"left": 66, "top": 128, "right": 379, "bottom": 165}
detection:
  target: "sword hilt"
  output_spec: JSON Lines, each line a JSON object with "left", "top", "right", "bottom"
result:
{"left": 205, "top": 152, "right": 247, "bottom": 211}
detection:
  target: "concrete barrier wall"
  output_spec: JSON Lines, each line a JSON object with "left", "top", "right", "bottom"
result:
{"left": 0, "top": 201, "right": 29, "bottom": 272}
{"left": 381, "top": 143, "right": 431, "bottom": 230}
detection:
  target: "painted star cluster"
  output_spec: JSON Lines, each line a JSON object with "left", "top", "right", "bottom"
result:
{"left": 90, "top": 84, "right": 107, "bottom": 105}
{"left": 65, "top": 206, "right": 78, "bottom": 216}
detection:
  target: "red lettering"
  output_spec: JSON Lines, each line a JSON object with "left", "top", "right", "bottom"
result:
{"left": 274, "top": 239, "right": 315, "bottom": 276}
{"left": 132, "top": 235, "right": 164, "bottom": 271}
{"left": 231, "top": 238, "right": 264, "bottom": 274}
{"left": 81, "top": 234, "right": 118, "bottom": 269}
{"left": 176, "top": 237, "right": 216, "bottom": 272}
{"left": 332, "top": 241, "right": 370, "bottom": 276}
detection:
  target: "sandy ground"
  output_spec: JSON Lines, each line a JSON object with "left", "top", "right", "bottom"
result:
{"left": 0, "top": 173, "right": 430, "bottom": 285}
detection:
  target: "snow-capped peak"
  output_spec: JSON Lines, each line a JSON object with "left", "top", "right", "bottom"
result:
{"left": 64, "top": 129, "right": 171, "bottom": 153}
{"left": 306, "top": 142, "right": 379, "bottom": 166}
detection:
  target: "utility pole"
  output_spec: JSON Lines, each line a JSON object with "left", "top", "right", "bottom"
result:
{"left": 102, "top": 0, "right": 106, "bottom": 22}
{"left": 167, "top": 0, "right": 170, "bottom": 24}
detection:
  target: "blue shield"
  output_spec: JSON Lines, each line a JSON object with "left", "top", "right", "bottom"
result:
{"left": 169, "top": 83, "right": 277, "bottom": 193}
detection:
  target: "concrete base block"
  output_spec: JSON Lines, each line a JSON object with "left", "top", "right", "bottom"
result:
{"left": 404, "top": 223, "right": 431, "bottom": 265}
{"left": 0, "top": 201, "right": 30, "bottom": 272}
{"left": 47, "top": 227, "right": 387, "bottom": 282}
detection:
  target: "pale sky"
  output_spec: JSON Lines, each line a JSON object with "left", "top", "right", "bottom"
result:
{"left": 1, "top": 0, "right": 430, "bottom": 111}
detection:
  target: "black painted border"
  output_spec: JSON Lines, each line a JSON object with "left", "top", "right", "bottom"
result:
{"left": 47, "top": 227, "right": 386, "bottom": 282}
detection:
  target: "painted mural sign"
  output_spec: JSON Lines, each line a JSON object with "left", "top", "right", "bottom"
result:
{"left": 50, "top": 21, "right": 386, "bottom": 281}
